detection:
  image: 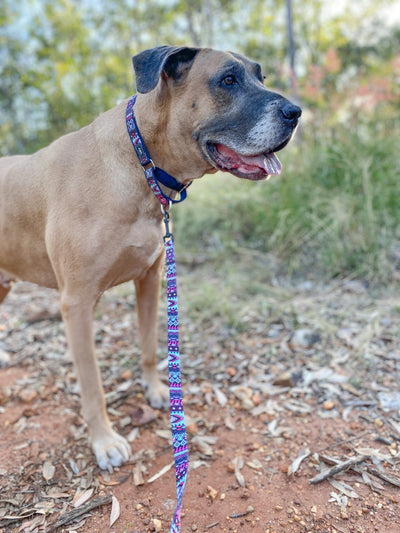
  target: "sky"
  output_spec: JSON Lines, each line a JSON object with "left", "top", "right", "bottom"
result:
{"left": 325, "top": 0, "right": 400, "bottom": 26}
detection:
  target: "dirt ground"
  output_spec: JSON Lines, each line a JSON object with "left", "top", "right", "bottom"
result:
{"left": 1, "top": 264, "right": 400, "bottom": 533}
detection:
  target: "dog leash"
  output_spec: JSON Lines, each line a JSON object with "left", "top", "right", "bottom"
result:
{"left": 126, "top": 95, "right": 189, "bottom": 533}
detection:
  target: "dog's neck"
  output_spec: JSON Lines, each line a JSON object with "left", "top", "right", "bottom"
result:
{"left": 133, "top": 90, "right": 216, "bottom": 182}
{"left": 126, "top": 95, "right": 191, "bottom": 205}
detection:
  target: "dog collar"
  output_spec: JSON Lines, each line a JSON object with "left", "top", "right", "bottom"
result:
{"left": 126, "top": 95, "right": 191, "bottom": 205}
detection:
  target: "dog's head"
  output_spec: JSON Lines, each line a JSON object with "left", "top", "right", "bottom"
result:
{"left": 132, "top": 46, "right": 301, "bottom": 181}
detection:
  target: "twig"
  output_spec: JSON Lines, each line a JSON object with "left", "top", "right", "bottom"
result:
{"left": 310, "top": 455, "right": 369, "bottom": 484}
{"left": 317, "top": 430, "right": 372, "bottom": 453}
{"left": 367, "top": 467, "right": 400, "bottom": 488}
{"left": 49, "top": 495, "right": 112, "bottom": 530}
{"left": 205, "top": 521, "right": 220, "bottom": 530}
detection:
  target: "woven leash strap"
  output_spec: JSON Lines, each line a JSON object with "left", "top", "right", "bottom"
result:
{"left": 164, "top": 229, "right": 189, "bottom": 533}
{"left": 163, "top": 208, "right": 188, "bottom": 531}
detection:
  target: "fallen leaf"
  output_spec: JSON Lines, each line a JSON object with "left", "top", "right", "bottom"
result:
{"left": 110, "top": 495, "right": 120, "bottom": 527}
{"left": 233, "top": 456, "right": 245, "bottom": 488}
{"left": 72, "top": 488, "right": 94, "bottom": 508}
{"left": 192, "top": 435, "right": 217, "bottom": 456}
{"left": 18, "top": 514, "right": 45, "bottom": 532}
{"left": 287, "top": 448, "right": 310, "bottom": 476}
{"left": 45, "top": 491, "right": 70, "bottom": 499}
{"left": 69, "top": 459, "right": 80, "bottom": 475}
{"left": 42, "top": 461, "right": 55, "bottom": 482}
{"left": 246, "top": 459, "right": 263, "bottom": 471}
{"left": 213, "top": 386, "right": 228, "bottom": 407}
{"left": 330, "top": 480, "right": 360, "bottom": 499}
{"left": 127, "top": 427, "right": 140, "bottom": 442}
{"left": 224, "top": 415, "right": 236, "bottom": 430}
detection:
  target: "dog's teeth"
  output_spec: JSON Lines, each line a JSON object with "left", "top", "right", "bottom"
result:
{"left": 263, "top": 153, "right": 282, "bottom": 175}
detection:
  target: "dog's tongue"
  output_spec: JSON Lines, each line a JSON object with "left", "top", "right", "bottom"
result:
{"left": 216, "top": 144, "right": 282, "bottom": 175}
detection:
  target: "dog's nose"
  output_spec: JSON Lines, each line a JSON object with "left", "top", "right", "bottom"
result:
{"left": 280, "top": 102, "right": 302, "bottom": 123}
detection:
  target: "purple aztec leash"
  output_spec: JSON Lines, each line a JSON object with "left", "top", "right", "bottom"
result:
{"left": 126, "top": 96, "right": 189, "bottom": 532}
{"left": 164, "top": 211, "right": 189, "bottom": 532}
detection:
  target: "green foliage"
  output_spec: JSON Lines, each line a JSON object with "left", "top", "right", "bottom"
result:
{"left": 174, "top": 121, "right": 400, "bottom": 283}
{"left": 1, "top": 0, "right": 399, "bottom": 282}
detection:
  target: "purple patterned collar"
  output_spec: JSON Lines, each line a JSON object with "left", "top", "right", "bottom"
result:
{"left": 125, "top": 95, "right": 191, "bottom": 205}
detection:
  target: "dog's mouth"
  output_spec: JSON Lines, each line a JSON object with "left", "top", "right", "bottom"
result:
{"left": 206, "top": 140, "right": 289, "bottom": 181}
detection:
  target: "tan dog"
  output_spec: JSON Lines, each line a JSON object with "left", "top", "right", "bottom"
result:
{"left": 0, "top": 46, "right": 301, "bottom": 471}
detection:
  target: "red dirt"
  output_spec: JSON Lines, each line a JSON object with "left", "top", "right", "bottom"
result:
{"left": 1, "top": 278, "right": 400, "bottom": 533}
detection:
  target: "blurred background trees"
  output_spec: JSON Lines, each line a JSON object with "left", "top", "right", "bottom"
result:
{"left": 1, "top": 0, "right": 398, "bottom": 154}
{"left": 1, "top": 0, "right": 399, "bottom": 281}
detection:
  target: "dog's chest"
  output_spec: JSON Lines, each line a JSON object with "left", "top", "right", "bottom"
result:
{"left": 102, "top": 220, "right": 164, "bottom": 288}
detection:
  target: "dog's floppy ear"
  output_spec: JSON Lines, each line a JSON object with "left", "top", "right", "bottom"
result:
{"left": 132, "top": 46, "right": 200, "bottom": 94}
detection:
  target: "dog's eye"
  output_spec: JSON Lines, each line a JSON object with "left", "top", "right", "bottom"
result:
{"left": 222, "top": 75, "right": 236, "bottom": 86}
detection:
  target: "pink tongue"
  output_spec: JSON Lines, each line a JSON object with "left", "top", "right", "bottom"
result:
{"left": 216, "top": 144, "right": 282, "bottom": 175}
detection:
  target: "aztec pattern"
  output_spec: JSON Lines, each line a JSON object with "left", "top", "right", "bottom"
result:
{"left": 125, "top": 95, "right": 169, "bottom": 205}
{"left": 165, "top": 237, "right": 189, "bottom": 533}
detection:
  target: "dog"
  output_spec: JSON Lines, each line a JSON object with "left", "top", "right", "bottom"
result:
{"left": 0, "top": 46, "right": 301, "bottom": 471}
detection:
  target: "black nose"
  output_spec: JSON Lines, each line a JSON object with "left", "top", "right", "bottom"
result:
{"left": 280, "top": 102, "right": 302, "bottom": 123}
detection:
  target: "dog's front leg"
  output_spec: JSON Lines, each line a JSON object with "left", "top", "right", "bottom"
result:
{"left": 0, "top": 272, "right": 13, "bottom": 303}
{"left": 135, "top": 252, "right": 169, "bottom": 409}
{"left": 61, "top": 294, "right": 131, "bottom": 471}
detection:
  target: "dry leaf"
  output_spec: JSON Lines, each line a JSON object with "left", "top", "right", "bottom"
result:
{"left": 224, "top": 415, "right": 236, "bottom": 430}
{"left": 42, "top": 461, "right": 55, "bottom": 482}
{"left": 329, "top": 480, "right": 360, "bottom": 499}
{"left": 246, "top": 459, "right": 263, "bottom": 471}
{"left": 287, "top": 448, "right": 310, "bottom": 476}
{"left": 110, "top": 495, "right": 120, "bottom": 527}
{"left": 46, "top": 491, "right": 70, "bottom": 499}
{"left": 191, "top": 460, "right": 208, "bottom": 470}
{"left": 234, "top": 456, "right": 245, "bottom": 487}
{"left": 361, "top": 471, "right": 385, "bottom": 492}
{"left": 235, "top": 470, "right": 246, "bottom": 488}
{"left": 69, "top": 459, "right": 80, "bottom": 475}
{"left": 355, "top": 447, "right": 391, "bottom": 462}
{"left": 192, "top": 435, "right": 217, "bottom": 456}
{"left": 213, "top": 386, "right": 228, "bottom": 407}
{"left": 127, "top": 427, "right": 140, "bottom": 442}
{"left": 18, "top": 514, "right": 45, "bottom": 532}
{"left": 72, "top": 488, "right": 94, "bottom": 508}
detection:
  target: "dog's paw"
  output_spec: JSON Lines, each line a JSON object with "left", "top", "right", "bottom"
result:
{"left": 143, "top": 375, "right": 169, "bottom": 409}
{"left": 92, "top": 430, "right": 131, "bottom": 472}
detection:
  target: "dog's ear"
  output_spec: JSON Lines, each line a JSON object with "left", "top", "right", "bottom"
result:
{"left": 132, "top": 46, "right": 200, "bottom": 94}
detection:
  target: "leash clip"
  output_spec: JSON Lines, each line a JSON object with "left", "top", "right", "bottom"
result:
{"left": 162, "top": 202, "right": 173, "bottom": 242}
